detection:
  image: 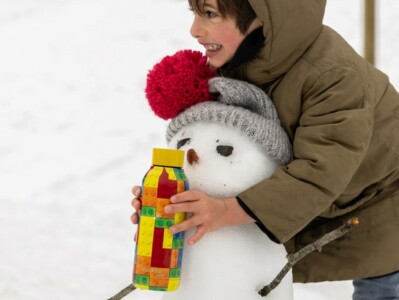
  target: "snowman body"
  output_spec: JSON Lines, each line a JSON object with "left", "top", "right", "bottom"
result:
{"left": 161, "top": 122, "right": 293, "bottom": 300}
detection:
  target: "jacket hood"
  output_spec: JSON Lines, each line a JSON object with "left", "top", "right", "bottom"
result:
{"left": 224, "top": 0, "right": 326, "bottom": 85}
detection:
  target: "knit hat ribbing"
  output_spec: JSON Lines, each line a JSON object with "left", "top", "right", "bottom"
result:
{"left": 166, "top": 77, "right": 292, "bottom": 165}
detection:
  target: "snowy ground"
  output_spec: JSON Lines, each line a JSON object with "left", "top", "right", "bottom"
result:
{"left": 1, "top": 0, "right": 398, "bottom": 299}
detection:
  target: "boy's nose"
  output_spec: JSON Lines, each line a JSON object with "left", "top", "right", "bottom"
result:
{"left": 190, "top": 14, "right": 205, "bottom": 38}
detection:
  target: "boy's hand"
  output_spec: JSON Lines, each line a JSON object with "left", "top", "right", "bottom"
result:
{"left": 165, "top": 190, "right": 254, "bottom": 246}
{"left": 130, "top": 185, "right": 142, "bottom": 242}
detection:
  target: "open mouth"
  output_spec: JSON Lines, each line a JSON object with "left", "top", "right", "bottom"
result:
{"left": 204, "top": 44, "right": 222, "bottom": 51}
{"left": 204, "top": 44, "right": 222, "bottom": 59}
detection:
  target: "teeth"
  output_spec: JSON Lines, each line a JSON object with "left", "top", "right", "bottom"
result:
{"left": 204, "top": 44, "right": 222, "bottom": 51}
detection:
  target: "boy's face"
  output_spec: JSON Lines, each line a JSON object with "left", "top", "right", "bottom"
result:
{"left": 190, "top": 0, "right": 245, "bottom": 69}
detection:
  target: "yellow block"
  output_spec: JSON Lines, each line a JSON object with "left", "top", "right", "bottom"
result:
{"left": 143, "top": 167, "right": 163, "bottom": 188}
{"left": 137, "top": 216, "right": 155, "bottom": 256}
{"left": 134, "top": 283, "right": 149, "bottom": 290}
{"left": 174, "top": 212, "right": 186, "bottom": 225}
{"left": 152, "top": 148, "right": 184, "bottom": 168}
{"left": 163, "top": 228, "right": 173, "bottom": 249}
{"left": 167, "top": 278, "right": 180, "bottom": 291}
{"left": 165, "top": 167, "right": 176, "bottom": 180}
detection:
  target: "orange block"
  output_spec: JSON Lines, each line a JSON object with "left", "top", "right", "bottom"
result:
{"left": 170, "top": 249, "right": 178, "bottom": 268}
{"left": 177, "top": 181, "right": 185, "bottom": 193}
{"left": 149, "top": 277, "right": 169, "bottom": 288}
{"left": 150, "top": 267, "right": 169, "bottom": 279}
{"left": 142, "top": 187, "right": 157, "bottom": 207}
{"left": 134, "top": 256, "right": 151, "bottom": 276}
{"left": 156, "top": 198, "right": 174, "bottom": 218}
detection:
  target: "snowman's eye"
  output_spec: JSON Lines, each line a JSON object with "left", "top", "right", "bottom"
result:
{"left": 216, "top": 145, "right": 233, "bottom": 157}
{"left": 177, "top": 138, "right": 191, "bottom": 149}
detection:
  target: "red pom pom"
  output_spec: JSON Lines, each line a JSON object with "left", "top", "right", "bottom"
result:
{"left": 145, "top": 49, "right": 217, "bottom": 120}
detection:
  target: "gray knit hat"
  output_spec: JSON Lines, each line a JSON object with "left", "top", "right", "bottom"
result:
{"left": 166, "top": 77, "right": 293, "bottom": 165}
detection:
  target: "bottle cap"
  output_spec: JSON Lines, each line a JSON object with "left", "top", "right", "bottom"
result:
{"left": 152, "top": 148, "right": 184, "bottom": 167}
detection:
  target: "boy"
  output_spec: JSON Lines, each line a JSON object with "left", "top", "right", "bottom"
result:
{"left": 132, "top": 0, "right": 399, "bottom": 298}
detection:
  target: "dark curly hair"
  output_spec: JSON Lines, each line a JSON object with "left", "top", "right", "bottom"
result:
{"left": 188, "top": 0, "right": 257, "bottom": 34}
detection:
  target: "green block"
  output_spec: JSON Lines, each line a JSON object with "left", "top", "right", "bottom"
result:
{"left": 173, "top": 238, "right": 184, "bottom": 249}
{"left": 155, "top": 218, "right": 174, "bottom": 228}
{"left": 134, "top": 275, "right": 149, "bottom": 286}
{"left": 175, "top": 170, "right": 187, "bottom": 181}
{"left": 169, "top": 268, "right": 181, "bottom": 278}
{"left": 142, "top": 206, "right": 155, "bottom": 217}
{"left": 149, "top": 286, "right": 168, "bottom": 291}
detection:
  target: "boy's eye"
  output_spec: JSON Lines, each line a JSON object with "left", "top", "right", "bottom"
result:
{"left": 177, "top": 138, "right": 191, "bottom": 149}
{"left": 205, "top": 10, "right": 218, "bottom": 18}
{"left": 216, "top": 145, "right": 234, "bottom": 157}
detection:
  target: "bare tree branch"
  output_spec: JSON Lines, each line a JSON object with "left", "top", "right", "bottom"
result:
{"left": 258, "top": 217, "right": 360, "bottom": 297}
{"left": 107, "top": 284, "right": 136, "bottom": 300}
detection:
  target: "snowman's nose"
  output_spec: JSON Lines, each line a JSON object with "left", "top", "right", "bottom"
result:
{"left": 187, "top": 148, "right": 199, "bottom": 165}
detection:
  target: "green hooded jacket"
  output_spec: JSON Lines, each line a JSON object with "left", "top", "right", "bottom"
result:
{"left": 225, "top": 0, "right": 399, "bottom": 282}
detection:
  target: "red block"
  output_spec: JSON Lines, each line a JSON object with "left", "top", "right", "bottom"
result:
{"left": 151, "top": 228, "right": 172, "bottom": 268}
{"left": 157, "top": 169, "right": 178, "bottom": 199}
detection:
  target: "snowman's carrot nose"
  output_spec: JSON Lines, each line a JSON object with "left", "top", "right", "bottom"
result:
{"left": 187, "top": 149, "right": 199, "bottom": 165}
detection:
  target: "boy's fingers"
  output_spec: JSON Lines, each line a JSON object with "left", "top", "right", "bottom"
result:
{"left": 165, "top": 201, "right": 199, "bottom": 214}
{"left": 131, "top": 213, "right": 138, "bottom": 224}
{"left": 171, "top": 190, "right": 200, "bottom": 203}
{"left": 170, "top": 215, "right": 200, "bottom": 234}
{"left": 132, "top": 185, "right": 141, "bottom": 196}
{"left": 187, "top": 225, "right": 206, "bottom": 245}
{"left": 131, "top": 198, "right": 141, "bottom": 210}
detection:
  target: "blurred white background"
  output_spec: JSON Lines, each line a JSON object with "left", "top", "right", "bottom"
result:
{"left": 0, "top": 0, "right": 398, "bottom": 299}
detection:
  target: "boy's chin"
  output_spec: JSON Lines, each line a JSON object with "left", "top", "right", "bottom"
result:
{"left": 207, "top": 58, "right": 228, "bottom": 70}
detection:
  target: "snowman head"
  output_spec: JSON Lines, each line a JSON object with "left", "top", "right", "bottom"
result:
{"left": 168, "top": 122, "right": 279, "bottom": 198}
{"left": 145, "top": 50, "right": 292, "bottom": 197}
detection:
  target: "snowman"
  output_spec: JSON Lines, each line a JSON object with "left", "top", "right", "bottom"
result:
{"left": 145, "top": 50, "right": 293, "bottom": 300}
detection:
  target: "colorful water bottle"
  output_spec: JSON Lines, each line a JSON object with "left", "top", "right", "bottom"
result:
{"left": 133, "top": 148, "right": 189, "bottom": 292}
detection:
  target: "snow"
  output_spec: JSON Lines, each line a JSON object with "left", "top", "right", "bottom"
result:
{"left": 0, "top": 0, "right": 398, "bottom": 299}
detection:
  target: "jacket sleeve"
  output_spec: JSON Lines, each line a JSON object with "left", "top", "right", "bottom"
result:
{"left": 237, "top": 67, "right": 374, "bottom": 243}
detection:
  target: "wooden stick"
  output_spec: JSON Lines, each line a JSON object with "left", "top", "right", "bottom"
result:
{"left": 364, "top": 0, "right": 375, "bottom": 65}
{"left": 107, "top": 284, "right": 136, "bottom": 300}
{"left": 258, "top": 217, "right": 359, "bottom": 297}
